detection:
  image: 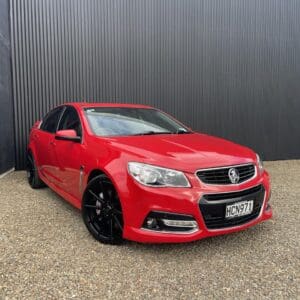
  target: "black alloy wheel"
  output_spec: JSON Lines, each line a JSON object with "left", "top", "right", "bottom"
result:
{"left": 26, "top": 152, "right": 45, "bottom": 189}
{"left": 82, "top": 174, "right": 124, "bottom": 245}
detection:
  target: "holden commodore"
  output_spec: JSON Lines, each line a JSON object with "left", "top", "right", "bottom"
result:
{"left": 27, "top": 103, "right": 272, "bottom": 244}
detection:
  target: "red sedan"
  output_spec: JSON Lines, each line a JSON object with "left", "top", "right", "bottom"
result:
{"left": 27, "top": 103, "right": 272, "bottom": 244}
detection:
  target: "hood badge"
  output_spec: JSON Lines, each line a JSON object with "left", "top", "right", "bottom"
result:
{"left": 228, "top": 168, "right": 240, "bottom": 184}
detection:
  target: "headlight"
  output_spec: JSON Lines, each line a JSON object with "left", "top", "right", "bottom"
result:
{"left": 128, "top": 162, "right": 190, "bottom": 187}
{"left": 256, "top": 154, "right": 264, "bottom": 173}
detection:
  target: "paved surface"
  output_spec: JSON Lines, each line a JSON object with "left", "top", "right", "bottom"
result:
{"left": 0, "top": 161, "right": 299, "bottom": 299}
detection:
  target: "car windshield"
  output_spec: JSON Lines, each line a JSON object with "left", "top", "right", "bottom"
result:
{"left": 84, "top": 107, "right": 191, "bottom": 137}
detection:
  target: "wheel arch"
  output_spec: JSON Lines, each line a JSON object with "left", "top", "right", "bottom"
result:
{"left": 86, "top": 168, "right": 122, "bottom": 190}
{"left": 85, "top": 168, "right": 120, "bottom": 195}
{"left": 87, "top": 169, "right": 106, "bottom": 183}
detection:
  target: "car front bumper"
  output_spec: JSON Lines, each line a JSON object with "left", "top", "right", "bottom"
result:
{"left": 121, "top": 170, "right": 272, "bottom": 243}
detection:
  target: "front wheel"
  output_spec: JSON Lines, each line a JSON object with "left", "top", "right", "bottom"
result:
{"left": 82, "top": 174, "right": 124, "bottom": 245}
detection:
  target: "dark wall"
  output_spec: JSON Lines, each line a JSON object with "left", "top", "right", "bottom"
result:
{"left": 10, "top": 0, "right": 300, "bottom": 169}
{"left": 0, "top": 0, "right": 14, "bottom": 174}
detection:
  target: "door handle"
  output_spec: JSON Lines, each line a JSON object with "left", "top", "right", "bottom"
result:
{"left": 49, "top": 141, "right": 56, "bottom": 146}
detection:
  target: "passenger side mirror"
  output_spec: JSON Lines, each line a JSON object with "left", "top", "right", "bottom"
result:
{"left": 55, "top": 129, "right": 81, "bottom": 142}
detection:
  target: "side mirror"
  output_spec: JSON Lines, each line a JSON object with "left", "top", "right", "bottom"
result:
{"left": 55, "top": 129, "right": 81, "bottom": 142}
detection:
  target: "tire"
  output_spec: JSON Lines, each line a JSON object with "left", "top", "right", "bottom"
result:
{"left": 82, "top": 174, "right": 124, "bottom": 245}
{"left": 26, "top": 152, "right": 46, "bottom": 189}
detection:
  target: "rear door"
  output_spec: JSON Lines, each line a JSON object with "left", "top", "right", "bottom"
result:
{"left": 36, "top": 106, "right": 65, "bottom": 183}
{"left": 52, "top": 106, "right": 83, "bottom": 199}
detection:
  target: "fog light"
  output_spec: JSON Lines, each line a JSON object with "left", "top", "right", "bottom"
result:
{"left": 162, "top": 219, "right": 198, "bottom": 229}
{"left": 146, "top": 217, "right": 157, "bottom": 229}
{"left": 142, "top": 211, "right": 199, "bottom": 233}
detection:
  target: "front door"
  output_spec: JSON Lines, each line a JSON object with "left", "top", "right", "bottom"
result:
{"left": 37, "top": 106, "right": 65, "bottom": 183}
{"left": 52, "top": 106, "right": 84, "bottom": 200}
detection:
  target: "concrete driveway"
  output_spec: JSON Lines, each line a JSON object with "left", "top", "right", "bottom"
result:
{"left": 0, "top": 161, "right": 299, "bottom": 299}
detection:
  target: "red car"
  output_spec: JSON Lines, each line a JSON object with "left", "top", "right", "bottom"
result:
{"left": 27, "top": 103, "right": 272, "bottom": 244}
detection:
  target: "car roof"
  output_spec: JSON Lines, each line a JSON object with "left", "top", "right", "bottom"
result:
{"left": 64, "top": 102, "right": 154, "bottom": 109}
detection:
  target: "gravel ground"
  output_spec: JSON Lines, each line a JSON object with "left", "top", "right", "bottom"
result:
{"left": 0, "top": 160, "right": 299, "bottom": 299}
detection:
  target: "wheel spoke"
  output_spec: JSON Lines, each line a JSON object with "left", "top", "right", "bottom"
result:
{"left": 112, "top": 215, "right": 123, "bottom": 232}
{"left": 97, "top": 215, "right": 104, "bottom": 224}
{"left": 107, "top": 189, "right": 115, "bottom": 202}
{"left": 88, "top": 189, "right": 105, "bottom": 204}
{"left": 99, "top": 180, "right": 110, "bottom": 200}
{"left": 90, "top": 213, "right": 103, "bottom": 224}
{"left": 83, "top": 204, "right": 97, "bottom": 209}
{"left": 109, "top": 218, "right": 113, "bottom": 237}
{"left": 89, "top": 214, "right": 97, "bottom": 223}
{"left": 113, "top": 208, "right": 122, "bottom": 215}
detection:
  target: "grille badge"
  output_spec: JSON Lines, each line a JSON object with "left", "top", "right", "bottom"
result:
{"left": 196, "top": 164, "right": 255, "bottom": 185}
{"left": 228, "top": 168, "right": 240, "bottom": 184}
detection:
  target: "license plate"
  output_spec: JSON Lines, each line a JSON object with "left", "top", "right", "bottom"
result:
{"left": 225, "top": 200, "right": 254, "bottom": 219}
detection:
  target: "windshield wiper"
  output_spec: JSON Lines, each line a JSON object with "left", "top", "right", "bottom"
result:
{"left": 131, "top": 131, "right": 172, "bottom": 136}
{"left": 176, "top": 129, "right": 192, "bottom": 134}
{"left": 131, "top": 129, "right": 192, "bottom": 136}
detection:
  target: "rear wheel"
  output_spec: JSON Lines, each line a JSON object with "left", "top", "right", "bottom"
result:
{"left": 82, "top": 174, "right": 124, "bottom": 245}
{"left": 26, "top": 152, "right": 45, "bottom": 189}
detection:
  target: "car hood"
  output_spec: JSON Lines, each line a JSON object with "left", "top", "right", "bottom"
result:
{"left": 105, "top": 133, "right": 256, "bottom": 173}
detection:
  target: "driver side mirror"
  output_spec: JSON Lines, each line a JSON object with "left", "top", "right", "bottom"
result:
{"left": 55, "top": 129, "right": 81, "bottom": 142}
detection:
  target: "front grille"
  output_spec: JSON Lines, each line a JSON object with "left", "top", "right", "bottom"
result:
{"left": 199, "top": 185, "right": 264, "bottom": 229}
{"left": 196, "top": 164, "right": 255, "bottom": 185}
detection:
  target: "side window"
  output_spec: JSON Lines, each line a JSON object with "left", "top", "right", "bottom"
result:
{"left": 40, "top": 107, "right": 64, "bottom": 133}
{"left": 58, "top": 106, "right": 82, "bottom": 137}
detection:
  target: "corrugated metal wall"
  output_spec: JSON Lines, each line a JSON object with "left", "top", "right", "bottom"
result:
{"left": 10, "top": 0, "right": 300, "bottom": 169}
{"left": 0, "top": 0, "right": 14, "bottom": 174}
